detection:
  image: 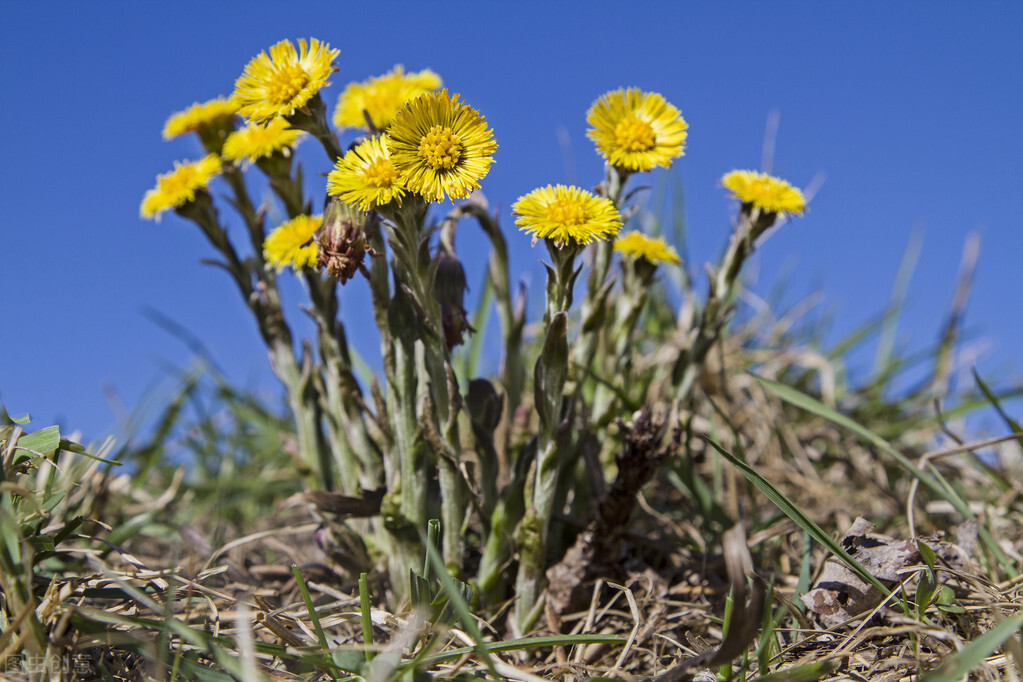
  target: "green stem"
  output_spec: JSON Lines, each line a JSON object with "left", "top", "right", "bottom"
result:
{"left": 672, "top": 211, "right": 761, "bottom": 404}
{"left": 515, "top": 243, "right": 579, "bottom": 632}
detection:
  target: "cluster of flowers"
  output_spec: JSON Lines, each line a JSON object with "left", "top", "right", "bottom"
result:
{"left": 141, "top": 37, "right": 806, "bottom": 279}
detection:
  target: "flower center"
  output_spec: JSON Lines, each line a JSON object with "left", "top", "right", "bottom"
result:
{"left": 548, "top": 199, "right": 587, "bottom": 225}
{"left": 165, "top": 167, "right": 199, "bottom": 193}
{"left": 418, "top": 125, "right": 463, "bottom": 170}
{"left": 364, "top": 158, "right": 400, "bottom": 188}
{"left": 365, "top": 91, "right": 403, "bottom": 123}
{"left": 266, "top": 64, "right": 309, "bottom": 104}
{"left": 614, "top": 115, "right": 656, "bottom": 152}
{"left": 749, "top": 179, "right": 773, "bottom": 199}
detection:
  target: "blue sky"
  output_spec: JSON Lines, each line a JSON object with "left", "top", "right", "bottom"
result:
{"left": 2, "top": 2, "right": 1021, "bottom": 441}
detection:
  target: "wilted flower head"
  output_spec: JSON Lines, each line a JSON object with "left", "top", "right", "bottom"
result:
{"left": 327, "top": 135, "right": 405, "bottom": 211}
{"left": 162, "top": 97, "right": 239, "bottom": 140}
{"left": 614, "top": 231, "right": 682, "bottom": 265}
{"left": 513, "top": 184, "right": 623, "bottom": 248}
{"left": 140, "top": 154, "right": 222, "bottom": 220}
{"left": 316, "top": 200, "right": 375, "bottom": 283}
{"left": 721, "top": 170, "right": 806, "bottom": 216}
{"left": 222, "top": 117, "right": 304, "bottom": 164}
{"left": 233, "top": 38, "right": 339, "bottom": 124}
{"left": 587, "top": 88, "right": 688, "bottom": 172}
{"left": 387, "top": 89, "right": 497, "bottom": 203}
{"left": 263, "top": 214, "right": 320, "bottom": 271}
{"left": 333, "top": 65, "right": 442, "bottom": 131}
{"left": 434, "top": 251, "right": 474, "bottom": 350}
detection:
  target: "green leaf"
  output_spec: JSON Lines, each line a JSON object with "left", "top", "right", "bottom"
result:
{"left": 409, "top": 569, "right": 433, "bottom": 610}
{"left": 331, "top": 649, "right": 366, "bottom": 674}
{"left": 534, "top": 312, "right": 568, "bottom": 432}
{"left": 917, "top": 540, "right": 937, "bottom": 572}
{"left": 58, "top": 439, "right": 86, "bottom": 454}
{"left": 749, "top": 660, "right": 840, "bottom": 681}
{"left": 41, "top": 491, "right": 66, "bottom": 514}
{"left": 919, "top": 614, "right": 1023, "bottom": 681}
{"left": 936, "top": 585, "right": 964, "bottom": 614}
{"left": 26, "top": 535, "right": 55, "bottom": 552}
{"left": 16, "top": 425, "right": 60, "bottom": 456}
{"left": 52, "top": 515, "right": 84, "bottom": 545}
{"left": 916, "top": 573, "right": 937, "bottom": 614}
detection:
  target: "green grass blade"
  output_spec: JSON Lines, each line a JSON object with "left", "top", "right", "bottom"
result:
{"left": 753, "top": 373, "right": 1013, "bottom": 573}
{"left": 358, "top": 572, "right": 374, "bottom": 663}
{"left": 292, "top": 564, "right": 333, "bottom": 658}
{"left": 973, "top": 369, "right": 1023, "bottom": 438}
{"left": 419, "top": 634, "right": 624, "bottom": 666}
{"left": 703, "top": 436, "right": 890, "bottom": 596}
{"left": 459, "top": 266, "right": 494, "bottom": 380}
{"left": 873, "top": 228, "right": 923, "bottom": 381}
{"left": 919, "top": 614, "right": 1023, "bottom": 682}
{"left": 422, "top": 528, "right": 498, "bottom": 678}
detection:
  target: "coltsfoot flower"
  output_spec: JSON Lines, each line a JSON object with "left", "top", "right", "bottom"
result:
{"left": 614, "top": 231, "right": 682, "bottom": 265}
{"left": 721, "top": 170, "right": 806, "bottom": 215}
{"left": 263, "top": 214, "right": 320, "bottom": 271}
{"left": 387, "top": 89, "right": 497, "bottom": 203}
{"left": 233, "top": 38, "right": 339, "bottom": 124}
{"left": 513, "top": 185, "right": 623, "bottom": 247}
{"left": 140, "top": 154, "right": 222, "bottom": 220}
{"left": 326, "top": 135, "right": 405, "bottom": 211}
{"left": 222, "top": 117, "right": 304, "bottom": 164}
{"left": 162, "top": 97, "right": 239, "bottom": 139}
{"left": 333, "top": 65, "right": 442, "bottom": 131}
{"left": 587, "top": 88, "right": 688, "bottom": 172}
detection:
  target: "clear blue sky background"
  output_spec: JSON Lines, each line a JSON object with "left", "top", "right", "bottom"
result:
{"left": 2, "top": 2, "right": 1021, "bottom": 441}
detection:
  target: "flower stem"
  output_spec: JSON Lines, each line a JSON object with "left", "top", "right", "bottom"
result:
{"left": 515, "top": 242, "right": 579, "bottom": 632}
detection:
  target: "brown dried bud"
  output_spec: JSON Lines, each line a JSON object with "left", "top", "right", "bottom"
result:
{"left": 433, "top": 251, "right": 474, "bottom": 350}
{"left": 316, "top": 199, "right": 373, "bottom": 283}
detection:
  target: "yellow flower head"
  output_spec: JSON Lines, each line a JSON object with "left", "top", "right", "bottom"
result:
{"left": 222, "top": 117, "right": 304, "bottom": 163}
{"left": 614, "top": 231, "right": 682, "bottom": 265}
{"left": 327, "top": 135, "right": 405, "bottom": 211}
{"left": 721, "top": 170, "right": 806, "bottom": 215}
{"left": 162, "top": 97, "right": 239, "bottom": 139}
{"left": 387, "top": 89, "right": 497, "bottom": 203}
{"left": 263, "top": 214, "right": 321, "bottom": 271}
{"left": 333, "top": 65, "right": 442, "bottom": 131}
{"left": 513, "top": 185, "right": 623, "bottom": 247}
{"left": 140, "top": 154, "right": 222, "bottom": 220}
{"left": 587, "top": 88, "right": 688, "bottom": 171}
{"left": 233, "top": 38, "right": 339, "bottom": 123}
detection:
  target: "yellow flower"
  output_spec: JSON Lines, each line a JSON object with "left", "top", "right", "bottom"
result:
{"left": 233, "top": 38, "right": 339, "bottom": 123}
{"left": 222, "top": 117, "right": 304, "bottom": 163}
{"left": 140, "top": 154, "right": 222, "bottom": 220}
{"left": 263, "top": 214, "right": 321, "bottom": 271}
{"left": 333, "top": 65, "right": 442, "bottom": 131}
{"left": 326, "top": 135, "right": 405, "bottom": 211}
{"left": 587, "top": 88, "right": 688, "bottom": 171}
{"left": 721, "top": 170, "right": 806, "bottom": 215}
{"left": 513, "top": 185, "right": 622, "bottom": 247}
{"left": 387, "top": 89, "right": 497, "bottom": 203}
{"left": 162, "top": 97, "right": 239, "bottom": 139}
{"left": 614, "top": 231, "right": 682, "bottom": 265}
